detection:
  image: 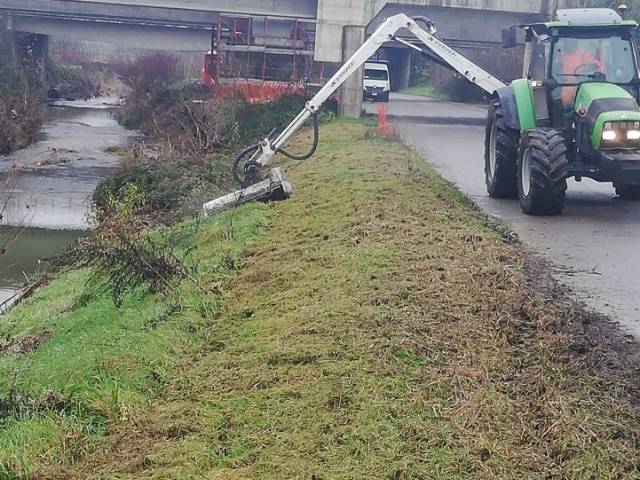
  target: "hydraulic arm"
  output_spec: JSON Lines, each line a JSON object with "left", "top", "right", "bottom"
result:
{"left": 206, "top": 13, "right": 505, "bottom": 214}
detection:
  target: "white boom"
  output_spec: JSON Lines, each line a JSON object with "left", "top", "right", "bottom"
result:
{"left": 204, "top": 13, "right": 506, "bottom": 215}
{"left": 250, "top": 13, "right": 504, "bottom": 170}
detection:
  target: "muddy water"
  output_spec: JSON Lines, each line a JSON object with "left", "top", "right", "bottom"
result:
{"left": 0, "top": 98, "right": 136, "bottom": 306}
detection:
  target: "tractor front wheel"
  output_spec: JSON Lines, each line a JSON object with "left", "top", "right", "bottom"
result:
{"left": 518, "top": 129, "right": 568, "bottom": 216}
{"left": 484, "top": 99, "right": 519, "bottom": 198}
{"left": 616, "top": 185, "right": 640, "bottom": 200}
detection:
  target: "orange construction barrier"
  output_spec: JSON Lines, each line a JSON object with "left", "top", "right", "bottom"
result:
{"left": 375, "top": 105, "right": 394, "bottom": 137}
{"left": 214, "top": 81, "right": 306, "bottom": 103}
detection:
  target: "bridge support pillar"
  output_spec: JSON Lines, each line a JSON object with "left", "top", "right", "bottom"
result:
{"left": 1, "top": 13, "right": 17, "bottom": 65}
{"left": 338, "top": 25, "right": 366, "bottom": 118}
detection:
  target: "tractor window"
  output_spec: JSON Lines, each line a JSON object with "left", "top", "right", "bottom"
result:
{"left": 551, "top": 34, "right": 637, "bottom": 85}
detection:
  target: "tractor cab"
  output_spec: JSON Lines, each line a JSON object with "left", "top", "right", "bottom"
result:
{"left": 486, "top": 8, "right": 640, "bottom": 215}
{"left": 519, "top": 8, "right": 640, "bottom": 128}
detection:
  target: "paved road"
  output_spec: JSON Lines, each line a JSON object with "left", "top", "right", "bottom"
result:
{"left": 365, "top": 93, "right": 640, "bottom": 336}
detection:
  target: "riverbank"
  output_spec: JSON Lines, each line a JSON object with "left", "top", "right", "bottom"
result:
{"left": 0, "top": 99, "right": 135, "bottom": 308}
{"left": 1, "top": 120, "right": 640, "bottom": 478}
{"left": 0, "top": 68, "right": 42, "bottom": 155}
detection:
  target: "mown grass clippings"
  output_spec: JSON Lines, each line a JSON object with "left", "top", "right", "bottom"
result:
{"left": 21, "top": 120, "right": 638, "bottom": 479}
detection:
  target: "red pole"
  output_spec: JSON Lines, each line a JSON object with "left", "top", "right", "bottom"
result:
{"left": 247, "top": 16, "right": 253, "bottom": 79}
{"left": 262, "top": 17, "right": 268, "bottom": 80}
{"left": 215, "top": 15, "right": 222, "bottom": 80}
{"left": 233, "top": 18, "right": 238, "bottom": 79}
{"left": 292, "top": 19, "right": 298, "bottom": 81}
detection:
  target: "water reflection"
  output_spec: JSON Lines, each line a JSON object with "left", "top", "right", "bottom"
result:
{"left": 0, "top": 99, "right": 135, "bottom": 229}
{"left": 0, "top": 227, "right": 83, "bottom": 305}
{"left": 0, "top": 98, "right": 134, "bottom": 309}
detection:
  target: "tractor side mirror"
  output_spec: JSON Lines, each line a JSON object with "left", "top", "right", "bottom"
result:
{"left": 502, "top": 26, "right": 518, "bottom": 49}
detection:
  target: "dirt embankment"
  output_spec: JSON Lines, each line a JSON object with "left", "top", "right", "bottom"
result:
{"left": 3, "top": 121, "right": 634, "bottom": 479}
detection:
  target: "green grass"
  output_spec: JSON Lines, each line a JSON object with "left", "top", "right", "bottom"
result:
{"left": 0, "top": 205, "right": 270, "bottom": 478}
{"left": 2, "top": 121, "right": 640, "bottom": 479}
{"left": 400, "top": 84, "right": 448, "bottom": 100}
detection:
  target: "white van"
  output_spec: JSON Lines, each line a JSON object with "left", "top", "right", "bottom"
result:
{"left": 363, "top": 61, "right": 391, "bottom": 102}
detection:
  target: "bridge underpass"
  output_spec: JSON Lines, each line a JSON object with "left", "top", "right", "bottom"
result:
{"left": 315, "top": 0, "right": 586, "bottom": 115}
{"left": 365, "top": 4, "right": 543, "bottom": 96}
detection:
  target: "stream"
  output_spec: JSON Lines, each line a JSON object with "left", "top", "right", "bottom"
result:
{"left": 0, "top": 98, "right": 135, "bottom": 307}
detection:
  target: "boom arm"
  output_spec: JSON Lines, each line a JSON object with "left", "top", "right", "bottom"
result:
{"left": 239, "top": 13, "right": 506, "bottom": 178}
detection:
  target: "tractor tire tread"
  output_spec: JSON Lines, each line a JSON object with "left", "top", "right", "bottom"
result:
{"left": 485, "top": 99, "right": 519, "bottom": 199}
{"left": 519, "top": 129, "right": 568, "bottom": 216}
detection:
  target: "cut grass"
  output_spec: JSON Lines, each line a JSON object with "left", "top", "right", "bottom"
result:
{"left": 2, "top": 120, "right": 640, "bottom": 479}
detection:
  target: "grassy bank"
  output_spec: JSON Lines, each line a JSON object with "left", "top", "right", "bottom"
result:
{"left": 0, "top": 205, "right": 271, "bottom": 478}
{"left": 400, "top": 83, "right": 485, "bottom": 103}
{"left": 2, "top": 121, "right": 640, "bottom": 478}
{"left": 400, "top": 84, "right": 444, "bottom": 99}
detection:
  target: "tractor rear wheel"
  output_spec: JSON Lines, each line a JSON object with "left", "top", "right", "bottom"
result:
{"left": 485, "top": 99, "right": 519, "bottom": 198}
{"left": 616, "top": 185, "right": 640, "bottom": 200}
{"left": 518, "top": 129, "right": 568, "bottom": 216}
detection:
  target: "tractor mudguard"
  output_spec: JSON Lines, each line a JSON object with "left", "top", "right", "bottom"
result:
{"left": 510, "top": 79, "right": 537, "bottom": 131}
{"left": 495, "top": 87, "right": 520, "bottom": 130}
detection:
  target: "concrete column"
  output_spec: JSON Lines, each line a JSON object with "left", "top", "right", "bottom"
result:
{"left": 1, "top": 13, "right": 17, "bottom": 65}
{"left": 338, "top": 25, "right": 366, "bottom": 118}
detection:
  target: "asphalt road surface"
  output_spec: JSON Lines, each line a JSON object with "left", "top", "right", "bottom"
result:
{"left": 365, "top": 93, "right": 640, "bottom": 336}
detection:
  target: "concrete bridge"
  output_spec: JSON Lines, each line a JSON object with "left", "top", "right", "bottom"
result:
{"left": 1, "top": 0, "right": 585, "bottom": 114}
{"left": 2, "top": 0, "right": 586, "bottom": 54}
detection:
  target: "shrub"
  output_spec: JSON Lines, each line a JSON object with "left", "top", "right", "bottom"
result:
{"left": 46, "top": 60, "right": 99, "bottom": 99}
{"left": 0, "top": 66, "right": 43, "bottom": 154}
{"left": 116, "top": 54, "right": 181, "bottom": 133}
{"left": 77, "top": 186, "right": 185, "bottom": 306}
{"left": 94, "top": 151, "right": 233, "bottom": 215}
{"left": 97, "top": 91, "right": 336, "bottom": 217}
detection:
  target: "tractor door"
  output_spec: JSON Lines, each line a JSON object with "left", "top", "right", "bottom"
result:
{"left": 527, "top": 36, "right": 553, "bottom": 127}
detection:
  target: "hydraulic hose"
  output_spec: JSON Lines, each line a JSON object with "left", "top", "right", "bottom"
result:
{"left": 232, "top": 113, "right": 320, "bottom": 186}
{"left": 232, "top": 143, "right": 260, "bottom": 186}
{"left": 277, "top": 112, "right": 319, "bottom": 161}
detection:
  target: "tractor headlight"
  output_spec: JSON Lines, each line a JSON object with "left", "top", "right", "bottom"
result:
{"left": 601, "top": 121, "right": 640, "bottom": 147}
{"left": 627, "top": 129, "right": 640, "bottom": 141}
{"left": 602, "top": 124, "right": 617, "bottom": 141}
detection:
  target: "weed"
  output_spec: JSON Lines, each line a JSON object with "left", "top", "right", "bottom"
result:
{"left": 0, "top": 67, "right": 43, "bottom": 154}
{"left": 97, "top": 92, "right": 336, "bottom": 217}
{"left": 77, "top": 216, "right": 186, "bottom": 307}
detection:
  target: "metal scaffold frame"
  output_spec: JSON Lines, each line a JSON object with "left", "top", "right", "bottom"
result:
{"left": 213, "top": 13, "right": 319, "bottom": 84}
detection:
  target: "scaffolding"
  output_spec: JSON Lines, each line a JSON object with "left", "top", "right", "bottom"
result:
{"left": 211, "top": 14, "right": 321, "bottom": 84}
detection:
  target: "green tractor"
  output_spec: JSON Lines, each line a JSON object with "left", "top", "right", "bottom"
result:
{"left": 486, "top": 8, "right": 640, "bottom": 215}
